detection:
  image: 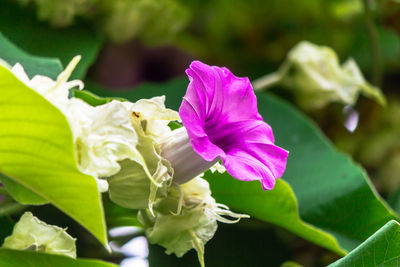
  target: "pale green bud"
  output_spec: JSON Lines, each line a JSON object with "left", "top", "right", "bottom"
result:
{"left": 2, "top": 212, "right": 76, "bottom": 258}
{"left": 255, "top": 41, "right": 385, "bottom": 110}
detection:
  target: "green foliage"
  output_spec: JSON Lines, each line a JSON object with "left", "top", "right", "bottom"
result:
{"left": 329, "top": 220, "right": 400, "bottom": 266}
{"left": 0, "top": 173, "right": 47, "bottom": 205}
{"left": 0, "top": 249, "right": 117, "bottom": 267}
{"left": 103, "top": 197, "right": 141, "bottom": 228}
{"left": 204, "top": 174, "right": 346, "bottom": 255}
{"left": 0, "top": 66, "right": 107, "bottom": 246}
{"left": 71, "top": 89, "right": 120, "bottom": 107}
{"left": 87, "top": 78, "right": 398, "bottom": 254}
{"left": 257, "top": 93, "right": 399, "bottom": 251}
{"left": 0, "top": 1, "right": 104, "bottom": 79}
{"left": 15, "top": 0, "right": 190, "bottom": 44}
{"left": 0, "top": 33, "right": 62, "bottom": 79}
{"left": 2, "top": 0, "right": 400, "bottom": 265}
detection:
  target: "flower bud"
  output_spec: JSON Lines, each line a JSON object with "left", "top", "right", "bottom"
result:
{"left": 255, "top": 41, "right": 385, "bottom": 110}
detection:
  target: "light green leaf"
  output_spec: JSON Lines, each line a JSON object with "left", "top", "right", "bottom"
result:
{"left": 0, "top": 1, "right": 104, "bottom": 79}
{"left": 0, "top": 66, "right": 108, "bottom": 246}
{"left": 0, "top": 33, "right": 62, "bottom": 79}
{"left": 0, "top": 33, "right": 62, "bottom": 204}
{"left": 0, "top": 249, "right": 117, "bottom": 267}
{"left": 85, "top": 77, "right": 398, "bottom": 254}
{"left": 0, "top": 173, "right": 47, "bottom": 205}
{"left": 329, "top": 220, "right": 400, "bottom": 266}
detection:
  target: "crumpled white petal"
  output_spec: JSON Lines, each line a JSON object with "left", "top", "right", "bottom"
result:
{"left": 2, "top": 212, "right": 76, "bottom": 258}
{"left": 10, "top": 56, "right": 179, "bottom": 194}
{"left": 138, "top": 177, "right": 248, "bottom": 267}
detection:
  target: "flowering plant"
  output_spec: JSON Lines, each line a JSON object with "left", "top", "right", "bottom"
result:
{"left": 0, "top": 2, "right": 399, "bottom": 266}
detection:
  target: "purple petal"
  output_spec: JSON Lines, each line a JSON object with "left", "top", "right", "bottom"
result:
{"left": 223, "top": 143, "right": 288, "bottom": 190}
{"left": 180, "top": 96, "right": 225, "bottom": 162}
{"left": 179, "top": 61, "right": 288, "bottom": 190}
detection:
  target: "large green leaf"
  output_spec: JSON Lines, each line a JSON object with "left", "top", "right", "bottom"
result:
{"left": 0, "top": 66, "right": 108, "bottom": 246}
{"left": 203, "top": 173, "right": 346, "bottom": 255}
{"left": 258, "top": 93, "right": 398, "bottom": 251}
{"left": 86, "top": 77, "right": 398, "bottom": 254}
{"left": 329, "top": 220, "right": 400, "bottom": 266}
{"left": 0, "top": 33, "right": 62, "bottom": 79}
{"left": 0, "top": 1, "right": 104, "bottom": 80}
{"left": 0, "top": 249, "right": 117, "bottom": 267}
{"left": 0, "top": 33, "right": 64, "bottom": 205}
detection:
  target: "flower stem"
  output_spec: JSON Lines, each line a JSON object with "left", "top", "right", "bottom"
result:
{"left": 362, "top": 0, "right": 383, "bottom": 87}
{"left": 252, "top": 72, "right": 282, "bottom": 91}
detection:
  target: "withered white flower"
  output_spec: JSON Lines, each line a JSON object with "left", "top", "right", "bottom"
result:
{"left": 2, "top": 212, "right": 76, "bottom": 258}
{"left": 106, "top": 97, "right": 179, "bottom": 211}
{"left": 10, "top": 56, "right": 179, "bottom": 198}
{"left": 138, "top": 177, "right": 248, "bottom": 267}
{"left": 253, "top": 41, "right": 385, "bottom": 110}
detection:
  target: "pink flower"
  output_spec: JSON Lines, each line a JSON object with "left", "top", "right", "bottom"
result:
{"left": 179, "top": 61, "right": 288, "bottom": 189}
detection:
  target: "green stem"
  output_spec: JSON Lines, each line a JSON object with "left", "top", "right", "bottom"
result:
{"left": 252, "top": 72, "right": 282, "bottom": 91}
{"left": 362, "top": 0, "right": 383, "bottom": 87}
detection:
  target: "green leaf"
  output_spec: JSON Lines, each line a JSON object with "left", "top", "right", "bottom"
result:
{"left": 85, "top": 78, "right": 188, "bottom": 109}
{"left": 0, "top": 33, "right": 62, "bottom": 79}
{"left": 86, "top": 77, "right": 398, "bottom": 254}
{"left": 0, "top": 1, "right": 104, "bottom": 79}
{"left": 103, "top": 197, "right": 141, "bottom": 229}
{"left": 0, "top": 173, "right": 47, "bottom": 205}
{"left": 203, "top": 173, "right": 346, "bottom": 255}
{"left": 329, "top": 220, "right": 400, "bottom": 266}
{"left": 0, "top": 249, "right": 117, "bottom": 267}
{"left": 258, "top": 93, "right": 398, "bottom": 251}
{"left": 0, "top": 34, "right": 70, "bottom": 206}
{"left": 0, "top": 66, "right": 108, "bottom": 246}
{"left": 71, "top": 89, "right": 121, "bottom": 107}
